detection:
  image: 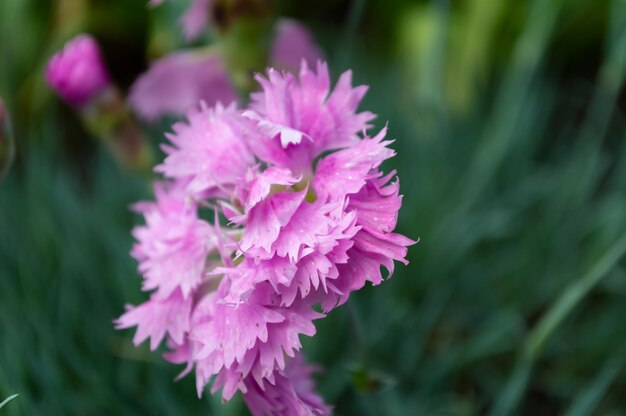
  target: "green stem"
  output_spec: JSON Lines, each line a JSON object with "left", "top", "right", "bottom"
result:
{"left": 0, "top": 394, "right": 18, "bottom": 410}
{"left": 491, "top": 233, "right": 626, "bottom": 416}
{"left": 0, "top": 97, "right": 15, "bottom": 178}
{"left": 491, "top": 356, "right": 532, "bottom": 416}
{"left": 527, "top": 233, "right": 626, "bottom": 358}
{"left": 460, "top": 0, "right": 564, "bottom": 211}
{"left": 564, "top": 352, "right": 625, "bottom": 416}
{"left": 491, "top": 5, "right": 626, "bottom": 414}
{"left": 347, "top": 301, "right": 368, "bottom": 363}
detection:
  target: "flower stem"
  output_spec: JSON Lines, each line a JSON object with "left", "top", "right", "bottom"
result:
{"left": 0, "top": 394, "right": 18, "bottom": 410}
{"left": 491, "top": 232, "right": 626, "bottom": 416}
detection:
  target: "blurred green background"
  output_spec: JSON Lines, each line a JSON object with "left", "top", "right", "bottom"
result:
{"left": 1, "top": 0, "right": 626, "bottom": 414}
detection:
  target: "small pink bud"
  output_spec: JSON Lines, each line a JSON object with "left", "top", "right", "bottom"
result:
{"left": 45, "top": 34, "right": 111, "bottom": 107}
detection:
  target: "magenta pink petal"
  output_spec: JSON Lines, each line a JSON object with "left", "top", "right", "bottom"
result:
{"left": 129, "top": 50, "right": 236, "bottom": 121}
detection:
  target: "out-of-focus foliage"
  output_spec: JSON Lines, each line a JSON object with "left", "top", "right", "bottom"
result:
{"left": 1, "top": 0, "right": 625, "bottom": 414}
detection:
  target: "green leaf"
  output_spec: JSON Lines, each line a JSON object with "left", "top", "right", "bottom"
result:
{"left": 0, "top": 394, "right": 18, "bottom": 410}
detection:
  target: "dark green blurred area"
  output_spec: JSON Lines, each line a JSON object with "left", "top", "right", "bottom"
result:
{"left": 1, "top": 0, "right": 626, "bottom": 414}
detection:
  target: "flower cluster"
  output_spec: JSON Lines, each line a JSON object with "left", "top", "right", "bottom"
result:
{"left": 116, "top": 61, "right": 414, "bottom": 415}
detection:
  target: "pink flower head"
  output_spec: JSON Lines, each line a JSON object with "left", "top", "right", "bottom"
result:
{"left": 45, "top": 34, "right": 110, "bottom": 107}
{"left": 117, "top": 61, "right": 415, "bottom": 415}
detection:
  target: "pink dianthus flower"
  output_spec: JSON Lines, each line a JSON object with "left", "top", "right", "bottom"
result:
{"left": 117, "top": 61, "right": 414, "bottom": 415}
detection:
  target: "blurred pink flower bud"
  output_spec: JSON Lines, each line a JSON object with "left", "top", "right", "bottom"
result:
{"left": 270, "top": 19, "right": 323, "bottom": 73}
{"left": 128, "top": 18, "right": 323, "bottom": 121}
{"left": 128, "top": 50, "right": 237, "bottom": 121}
{"left": 150, "top": 0, "right": 211, "bottom": 40}
{"left": 181, "top": 0, "right": 211, "bottom": 40}
{"left": 45, "top": 34, "right": 111, "bottom": 107}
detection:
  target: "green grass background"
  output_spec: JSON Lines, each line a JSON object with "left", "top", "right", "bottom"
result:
{"left": 1, "top": 0, "right": 626, "bottom": 414}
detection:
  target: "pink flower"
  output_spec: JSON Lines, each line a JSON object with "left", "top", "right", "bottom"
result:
{"left": 244, "top": 62, "right": 375, "bottom": 172}
{"left": 128, "top": 50, "right": 236, "bottom": 121}
{"left": 220, "top": 127, "right": 411, "bottom": 314}
{"left": 117, "top": 61, "right": 415, "bottom": 415}
{"left": 128, "top": 18, "right": 323, "bottom": 121}
{"left": 45, "top": 34, "right": 110, "bottom": 107}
